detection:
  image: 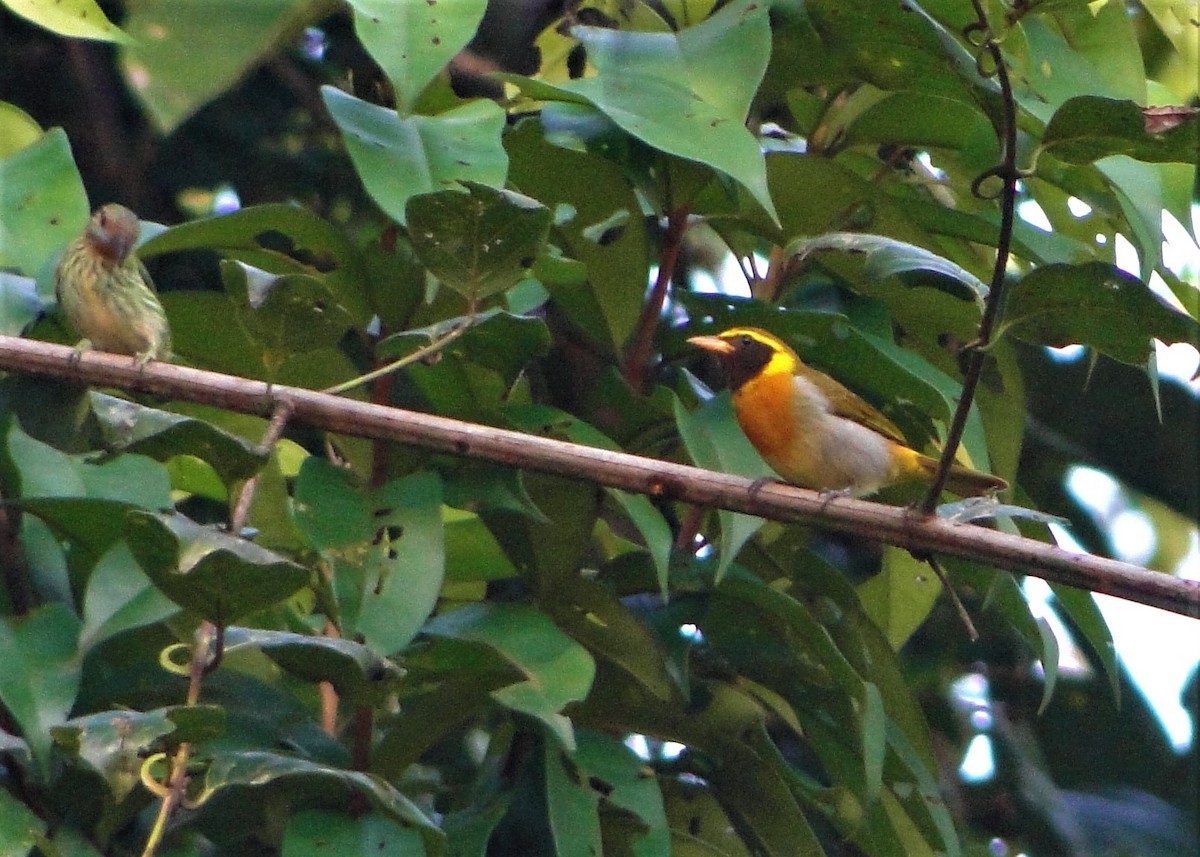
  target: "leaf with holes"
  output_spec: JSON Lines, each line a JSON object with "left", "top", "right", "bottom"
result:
{"left": 125, "top": 511, "right": 309, "bottom": 623}
{"left": 407, "top": 182, "right": 552, "bottom": 307}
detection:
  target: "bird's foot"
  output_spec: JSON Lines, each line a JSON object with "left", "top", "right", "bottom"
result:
{"left": 817, "top": 487, "right": 853, "bottom": 512}
{"left": 68, "top": 339, "right": 93, "bottom": 366}
{"left": 133, "top": 349, "right": 156, "bottom": 369}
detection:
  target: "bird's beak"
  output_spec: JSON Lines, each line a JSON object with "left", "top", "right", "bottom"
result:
{"left": 687, "top": 335, "right": 734, "bottom": 355}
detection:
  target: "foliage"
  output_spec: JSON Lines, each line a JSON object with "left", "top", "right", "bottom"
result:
{"left": 0, "top": 1, "right": 1197, "bottom": 856}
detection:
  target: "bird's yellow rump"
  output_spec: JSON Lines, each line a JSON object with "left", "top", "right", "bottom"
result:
{"left": 688, "top": 327, "right": 1007, "bottom": 497}
{"left": 55, "top": 203, "right": 171, "bottom": 366}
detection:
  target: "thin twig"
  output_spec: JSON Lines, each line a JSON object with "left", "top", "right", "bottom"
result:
{"left": 321, "top": 320, "right": 471, "bottom": 396}
{"left": 919, "top": 2, "right": 1021, "bottom": 514}
{"left": 1, "top": 338, "right": 1196, "bottom": 619}
{"left": 621, "top": 205, "right": 691, "bottom": 391}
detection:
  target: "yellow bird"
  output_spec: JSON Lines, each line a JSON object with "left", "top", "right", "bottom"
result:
{"left": 55, "top": 203, "right": 171, "bottom": 366}
{"left": 688, "top": 327, "right": 1007, "bottom": 497}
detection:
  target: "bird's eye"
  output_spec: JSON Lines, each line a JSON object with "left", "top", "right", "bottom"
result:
{"left": 740, "top": 335, "right": 753, "bottom": 346}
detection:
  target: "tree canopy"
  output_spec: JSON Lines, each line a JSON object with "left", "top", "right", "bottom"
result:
{"left": 0, "top": 1, "right": 1197, "bottom": 856}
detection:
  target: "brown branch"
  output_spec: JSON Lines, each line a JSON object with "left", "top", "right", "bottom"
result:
{"left": 1, "top": 336, "right": 1196, "bottom": 619}
{"left": 621, "top": 205, "right": 691, "bottom": 392}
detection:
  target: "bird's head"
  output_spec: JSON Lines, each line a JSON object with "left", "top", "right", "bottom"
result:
{"left": 85, "top": 203, "right": 141, "bottom": 264}
{"left": 687, "top": 327, "right": 802, "bottom": 391}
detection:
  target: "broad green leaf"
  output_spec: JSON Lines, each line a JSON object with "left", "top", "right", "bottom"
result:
{"left": 293, "top": 456, "right": 373, "bottom": 550}
{"left": 539, "top": 574, "right": 683, "bottom": 704}
{"left": 51, "top": 706, "right": 226, "bottom": 804}
{"left": 354, "top": 471, "right": 445, "bottom": 655}
{"left": 141, "top": 203, "right": 374, "bottom": 324}
{"left": 1001, "top": 262, "right": 1200, "bottom": 365}
{"left": 0, "top": 788, "right": 43, "bottom": 856}
{"left": 2, "top": 0, "right": 130, "bottom": 44}
{"left": 785, "top": 232, "right": 988, "bottom": 307}
{"left": 424, "top": 603, "right": 595, "bottom": 750}
{"left": 120, "top": 0, "right": 316, "bottom": 131}
{"left": 844, "top": 91, "right": 992, "bottom": 150}
{"left": 443, "top": 510, "right": 519, "bottom": 583}
{"left": 505, "top": 404, "right": 672, "bottom": 596}
{"left": 223, "top": 628, "right": 404, "bottom": 703}
{"left": 805, "top": 0, "right": 995, "bottom": 107}
{"left": 857, "top": 547, "right": 942, "bottom": 651}
{"left": 346, "top": 0, "right": 488, "bottom": 115}
{"left": 406, "top": 183, "right": 552, "bottom": 307}
{"left": 79, "top": 541, "right": 179, "bottom": 654}
{"left": 321, "top": 87, "right": 508, "bottom": 226}
{"left": 443, "top": 797, "right": 510, "bottom": 857}
{"left": 508, "top": 0, "right": 777, "bottom": 221}
{"left": 195, "top": 751, "right": 444, "bottom": 855}
{"left": 574, "top": 730, "right": 670, "bottom": 856}
{"left": 0, "top": 100, "right": 40, "bottom": 158}
{"left": 90, "top": 393, "right": 268, "bottom": 485}
{"left": 1096, "top": 155, "right": 1165, "bottom": 278}
{"left": 0, "top": 604, "right": 82, "bottom": 781}
{"left": 219, "top": 262, "right": 357, "bottom": 370}
{"left": 1042, "top": 96, "right": 1200, "bottom": 165}
{"left": 505, "top": 119, "right": 649, "bottom": 353}
{"left": 673, "top": 392, "right": 767, "bottom": 583}
{"left": 125, "top": 510, "right": 309, "bottom": 622}
{"left": 1049, "top": 583, "right": 1120, "bottom": 702}
{"left": 283, "top": 810, "right": 428, "bottom": 857}
{"left": 544, "top": 738, "right": 603, "bottom": 857}
{"left": 1020, "top": 2, "right": 1146, "bottom": 109}
{"left": 0, "top": 128, "right": 88, "bottom": 275}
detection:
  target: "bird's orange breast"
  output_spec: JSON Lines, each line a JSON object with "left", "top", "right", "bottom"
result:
{"left": 731, "top": 370, "right": 799, "bottom": 463}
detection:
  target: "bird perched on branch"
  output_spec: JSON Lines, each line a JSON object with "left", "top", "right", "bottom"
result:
{"left": 688, "top": 326, "right": 1007, "bottom": 497}
{"left": 55, "top": 203, "right": 171, "bottom": 367}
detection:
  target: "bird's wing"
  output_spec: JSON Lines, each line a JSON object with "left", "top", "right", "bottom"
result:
{"left": 802, "top": 368, "right": 910, "bottom": 445}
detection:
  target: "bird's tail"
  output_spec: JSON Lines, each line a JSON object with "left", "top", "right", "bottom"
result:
{"left": 910, "top": 453, "right": 1009, "bottom": 496}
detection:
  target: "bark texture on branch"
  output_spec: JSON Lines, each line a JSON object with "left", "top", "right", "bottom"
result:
{"left": 1, "top": 336, "right": 1195, "bottom": 619}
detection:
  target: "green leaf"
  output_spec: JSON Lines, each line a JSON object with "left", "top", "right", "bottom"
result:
{"left": 1042, "top": 96, "right": 1200, "bottom": 165}
{"left": 321, "top": 87, "right": 508, "bottom": 226}
{"left": 804, "top": 0, "right": 993, "bottom": 106}
{"left": 406, "top": 182, "right": 552, "bottom": 306}
{"left": 1001, "top": 262, "right": 1200, "bottom": 365}
{"left": 90, "top": 393, "right": 268, "bottom": 486}
{"left": 1033, "top": 615, "right": 1061, "bottom": 716}
{"left": 673, "top": 392, "right": 767, "bottom": 583}
{"left": 195, "top": 752, "right": 444, "bottom": 856}
{"left": 293, "top": 457, "right": 373, "bottom": 549}
{"left": 223, "top": 628, "right": 404, "bottom": 703}
{"left": 574, "top": 730, "right": 670, "bottom": 855}
{"left": 544, "top": 737, "right": 603, "bottom": 857}
{"left": 0, "top": 604, "right": 82, "bottom": 781}
{"left": 141, "top": 203, "right": 374, "bottom": 324}
{"left": 51, "top": 706, "right": 226, "bottom": 804}
{"left": 0, "top": 788, "right": 44, "bottom": 856}
{"left": 354, "top": 471, "right": 446, "bottom": 655}
{"left": 219, "top": 263, "right": 358, "bottom": 368}
{"left": 857, "top": 547, "right": 942, "bottom": 651}
{"left": 507, "top": 0, "right": 777, "bottom": 221}
{"left": 126, "top": 510, "right": 309, "bottom": 623}
{"left": 1049, "top": 583, "right": 1120, "bottom": 703}
{"left": 785, "top": 231, "right": 988, "bottom": 308}
{"left": 0, "top": 100, "right": 41, "bottom": 158}
{"left": 120, "top": 0, "right": 313, "bottom": 130}
{"left": 283, "top": 810, "right": 428, "bottom": 857}
{"left": 424, "top": 603, "right": 595, "bottom": 750}
{"left": 79, "top": 541, "right": 179, "bottom": 654}
{"left": 2, "top": 0, "right": 131, "bottom": 44}
{"left": 506, "top": 118, "right": 650, "bottom": 354}
{"left": 346, "top": 0, "right": 488, "bottom": 115}
{"left": 0, "top": 128, "right": 89, "bottom": 275}
{"left": 505, "top": 405, "right": 672, "bottom": 596}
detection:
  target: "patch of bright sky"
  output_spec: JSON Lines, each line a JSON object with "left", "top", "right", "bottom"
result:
{"left": 1053, "top": 466, "right": 1200, "bottom": 752}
